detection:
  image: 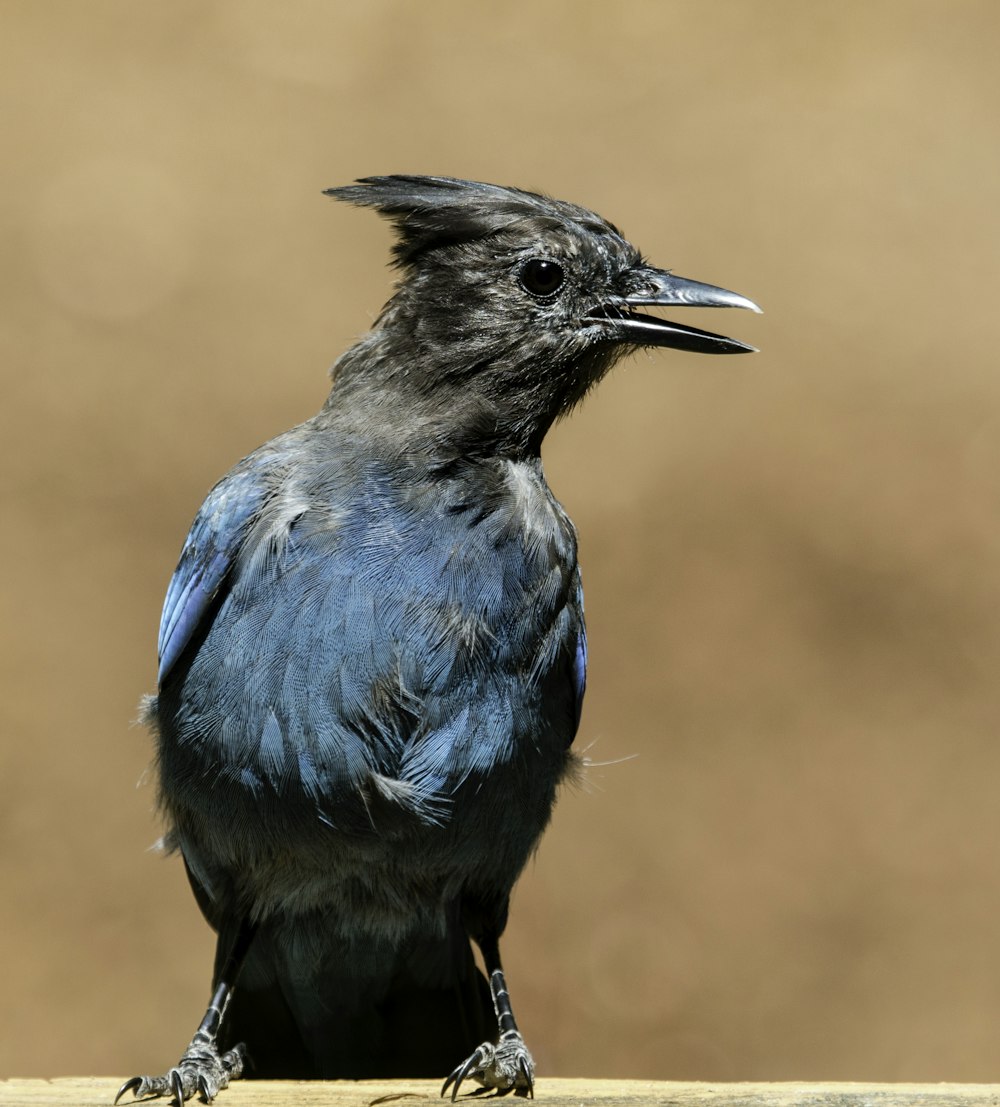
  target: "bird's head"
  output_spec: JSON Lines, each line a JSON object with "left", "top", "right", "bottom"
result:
{"left": 325, "top": 176, "right": 759, "bottom": 456}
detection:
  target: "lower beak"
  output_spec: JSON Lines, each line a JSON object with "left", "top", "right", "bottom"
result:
{"left": 592, "top": 268, "right": 762, "bottom": 354}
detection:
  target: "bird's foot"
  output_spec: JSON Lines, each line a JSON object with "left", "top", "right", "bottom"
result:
{"left": 115, "top": 1041, "right": 246, "bottom": 1104}
{"left": 442, "top": 1030, "right": 534, "bottom": 1100}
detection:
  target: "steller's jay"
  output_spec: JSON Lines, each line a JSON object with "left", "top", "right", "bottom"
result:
{"left": 118, "top": 176, "right": 759, "bottom": 1104}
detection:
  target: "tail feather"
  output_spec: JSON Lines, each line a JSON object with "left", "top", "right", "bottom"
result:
{"left": 219, "top": 915, "right": 493, "bottom": 1079}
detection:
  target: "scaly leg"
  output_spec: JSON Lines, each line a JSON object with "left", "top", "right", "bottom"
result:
{"left": 442, "top": 933, "right": 533, "bottom": 1100}
{"left": 116, "top": 918, "right": 256, "bottom": 1104}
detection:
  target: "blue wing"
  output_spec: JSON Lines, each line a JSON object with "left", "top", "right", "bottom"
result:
{"left": 158, "top": 464, "right": 269, "bottom": 684}
{"left": 573, "top": 615, "right": 587, "bottom": 733}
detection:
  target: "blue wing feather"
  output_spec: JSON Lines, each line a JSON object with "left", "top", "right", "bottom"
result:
{"left": 572, "top": 616, "right": 587, "bottom": 732}
{"left": 158, "top": 465, "right": 269, "bottom": 683}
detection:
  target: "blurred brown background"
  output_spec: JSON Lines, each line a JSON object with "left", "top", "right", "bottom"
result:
{"left": 4, "top": 0, "right": 1000, "bottom": 1086}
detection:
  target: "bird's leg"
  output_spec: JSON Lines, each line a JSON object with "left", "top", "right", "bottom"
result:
{"left": 116, "top": 918, "right": 257, "bottom": 1104}
{"left": 115, "top": 981, "right": 246, "bottom": 1104}
{"left": 442, "top": 934, "right": 534, "bottom": 1100}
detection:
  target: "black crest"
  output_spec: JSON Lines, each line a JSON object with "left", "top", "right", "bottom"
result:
{"left": 325, "top": 175, "right": 618, "bottom": 267}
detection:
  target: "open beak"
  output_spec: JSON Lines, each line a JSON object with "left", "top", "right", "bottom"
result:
{"left": 592, "top": 268, "right": 762, "bottom": 354}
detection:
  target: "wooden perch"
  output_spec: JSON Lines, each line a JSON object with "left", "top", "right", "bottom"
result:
{"left": 2, "top": 1079, "right": 999, "bottom": 1107}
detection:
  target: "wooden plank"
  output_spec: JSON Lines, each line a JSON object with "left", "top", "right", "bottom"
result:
{"left": 3, "top": 1079, "right": 1000, "bottom": 1107}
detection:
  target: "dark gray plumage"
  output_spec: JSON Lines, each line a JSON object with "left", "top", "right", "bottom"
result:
{"left": 118, "top": 176, "right": 759, "bottom": 1103}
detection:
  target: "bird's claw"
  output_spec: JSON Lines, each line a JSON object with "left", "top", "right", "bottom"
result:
{"left": 114, "top": 1042, "right": 246, "bottom": 1104}
{"left": 115, "top": 1078, "right": 143, "bottom": 1104}
{"left": 441, "top": 1032, "right": 534, "bottom": 1100}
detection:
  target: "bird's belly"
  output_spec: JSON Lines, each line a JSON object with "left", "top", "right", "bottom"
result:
{"left": 171, "top": 733, "right": 568, "bottom": 941}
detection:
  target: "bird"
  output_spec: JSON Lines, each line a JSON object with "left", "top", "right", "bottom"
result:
{"left": 117, "top": 175, "right": 759, "bottom": 1104}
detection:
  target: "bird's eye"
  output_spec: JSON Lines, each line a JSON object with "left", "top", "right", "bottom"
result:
{"left": 519, "top": 258, "right": 565, "bottom": 298}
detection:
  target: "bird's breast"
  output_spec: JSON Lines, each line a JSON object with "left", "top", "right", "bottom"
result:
{"left": 502, "top": 459, "right": 571, "bottom": 544}
{"left": 157, "top": 458, "right": 582, "bottom": 907}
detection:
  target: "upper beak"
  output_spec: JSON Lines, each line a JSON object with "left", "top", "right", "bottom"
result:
{"left": 592, "top": 268, "right": 762, "bottom": 354}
